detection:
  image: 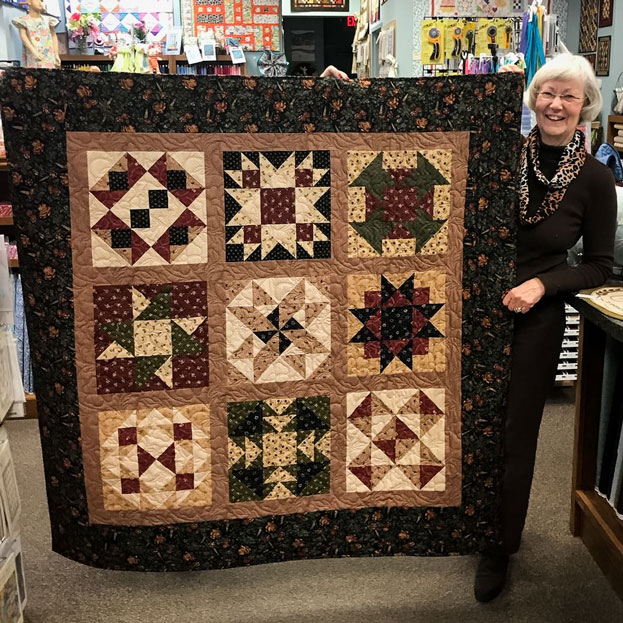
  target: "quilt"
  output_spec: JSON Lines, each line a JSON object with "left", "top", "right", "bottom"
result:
{"left": 0, "top": 69, "right": 523, "bottom": 571}
{"left": 190, "top": 0, "right": 281, "bottom": 52}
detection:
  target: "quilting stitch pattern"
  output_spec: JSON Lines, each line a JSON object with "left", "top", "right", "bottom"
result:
{"left": 228, "top": 396, "right": 331, "bottom": 502}
{"left": 224, "top": 150, "right": 331, "bottom": 262}
{"left": 225, "top": 276, "right": 331, "bottom": 384}
{"left": 347, "top": 271, "right": 446, "bottom": 376}
{"left": 346, "top": 389, "right": 445, "bottom": 493}
{"left": 98, "top": 404, "right": 211, "bottom": 511}
{"left": 348, "top": 150, "right": 451, "bottom": 257}
{"left": 88, "top": 151, "right": 207, "bottom": 267}
{"left": 94, "top": 281, "right": 209, "bottom": 393}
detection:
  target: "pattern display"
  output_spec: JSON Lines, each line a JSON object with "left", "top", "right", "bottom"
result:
{"left": 347, "top": 272, "right": 446, "bottom": 376}
{"left": 346, "top": 389, "right": 445, "bottom": 493}
{"left": 98, "top": 404, "right": 211, "bottom": 511}
{"left": 578, "top": 0, "right": 599, "bottom": 53}
{"left": 193, "top": 0, "right": 281, "bottom": 51}
{"left": 89, "top": 151, "right": 207, "bottom": 267}
{"left": 94, "top": 282, "right": 209, "bottom": 393}
{"left": 226, "top": 277, "right": 331, "bottom": 384}
{"left": 224, "top": 150, "right": 331, "bottom": 262}
{"left": 348, "top": 150, "right": 450, "bottom": 257}
{"left": 228, "top": 396, "right": 331, "bottom": 501}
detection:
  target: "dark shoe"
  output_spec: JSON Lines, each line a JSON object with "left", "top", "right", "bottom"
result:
{"left": 474, "top": 553, "right": 509, "bottom": 602}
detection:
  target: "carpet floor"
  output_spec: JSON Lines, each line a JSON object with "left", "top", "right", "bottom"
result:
{"left": 6, "top": 388, "right": 623, "bottom": 623}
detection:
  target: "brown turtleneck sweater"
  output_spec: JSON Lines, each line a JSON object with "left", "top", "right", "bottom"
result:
{"left": 517, "top": 141, "right": 617, "bottom": 296}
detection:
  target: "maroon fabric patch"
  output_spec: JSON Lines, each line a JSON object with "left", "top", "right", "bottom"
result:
{"left": 260, "top": 188, "right": 295, "bottom": 224}
{"left": 176, "top": 473, "right": 195, "bottom": 491}
{"left": 296, "top": 223, "right": 313, "bottom": 241}
{"left": 118, "top": 427, "right": 137, "bottom": 446}
{"left": 295, "top": 169, "right": 313, "bottom": 187}
{"left": 173, "top": 422, "right": 193, "bottom": 440}
{"left": 242, "top": 170, "right": 260, "bottom": 188}
{"left": 244, "top": 225, "right": 262, "bottom": 243}
{"left": 121, "top": 478, "right": 141, "bottom": 494}
{"left": 383, "top": 188, "right": 420, "bottom": 222}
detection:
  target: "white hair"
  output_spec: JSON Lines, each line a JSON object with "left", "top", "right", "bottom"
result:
{"left": 524, "top": 53, "right": 602, "bottom": 122}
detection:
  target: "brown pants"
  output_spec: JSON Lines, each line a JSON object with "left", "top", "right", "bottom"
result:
{"left": 498, "top": 296, "right": 566, "bottom": 554}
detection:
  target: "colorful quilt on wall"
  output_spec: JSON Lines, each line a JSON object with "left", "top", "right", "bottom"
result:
{"left": 191, "top": 0, "right": 281, "bottom": 51}
{"left": 0, "top": 69, "right": 523, "bottom": 571}
{"left": 65, "top": 0, "right": 174, "bottom": 36}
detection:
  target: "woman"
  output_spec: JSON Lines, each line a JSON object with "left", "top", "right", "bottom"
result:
{"left": 322, "top": 54, "right": 617, "bottom": 601}
{"left": 475, "top": 53, "right": 616, "bottom": 602}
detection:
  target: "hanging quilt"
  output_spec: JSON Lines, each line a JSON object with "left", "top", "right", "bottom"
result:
{"left": 64, "top": 0, "right": 175, "bottom": 36}
{"left": 0, "top": 69, "right": 523, "bottom": 571}
{"left": 191, "top": 0, "right": 281, "bottom": 51}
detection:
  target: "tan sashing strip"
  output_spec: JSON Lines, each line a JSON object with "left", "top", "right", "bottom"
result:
{"left": 66, "top": 131, "right": 469, "bottom": 526}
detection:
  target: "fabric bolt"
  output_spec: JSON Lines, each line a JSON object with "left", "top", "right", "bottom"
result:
{"left": 11, "top": 15, "right": 59, "bottom": 69}
{"left": 11, "top": 274, "right": 33, "bottom": 394}
{"left": 0, "top": 69, "right": 524, "bottom": 571}
{"left": 597, "top": 351, "right": 623, "bottom": 500}
{"left": 595, "top": 336, "right": 622, "bottom": 488}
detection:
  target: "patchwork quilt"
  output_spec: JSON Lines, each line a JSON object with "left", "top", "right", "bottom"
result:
{"left": 0, "top": 69, "right": 523, "bottom": 571}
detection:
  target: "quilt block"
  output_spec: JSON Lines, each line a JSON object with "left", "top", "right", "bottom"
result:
{"left": 1, "top": 69, "right": 523, "bottom": 571}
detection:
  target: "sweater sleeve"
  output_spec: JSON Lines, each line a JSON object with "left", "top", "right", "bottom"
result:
{"left": 537, "top": 165, "right": 617, "bottom": 296}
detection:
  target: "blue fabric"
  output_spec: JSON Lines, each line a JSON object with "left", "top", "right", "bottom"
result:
{"left": 12, "top": 273, "right": 33, "bottom": 393}
{"left": 523, "top": 14, "right": 546, "bottom": 87}
{"left": 595, "top": 143, "right": 623, "bottom": 182}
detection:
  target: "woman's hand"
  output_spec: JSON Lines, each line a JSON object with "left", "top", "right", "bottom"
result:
{"left": 320, "top": 65, "right": 350, "bottom": 80}
{"left": 502, "top": 278, "right": 545, "bottom": 313}
{"left": 499, "top": 64, "right": 524, "bottom": 75}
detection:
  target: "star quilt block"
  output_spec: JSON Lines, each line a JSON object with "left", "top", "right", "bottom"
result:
{"left": 347, "top": 271, "right": 446, "bottom": 376}
{"left": 348, "top": 150, "right": 451, "bottom": 257}
{"left": 227, "top": 396, "right": 331, "bottom": 502}
{"left": 224, "top": 150, "right": 331, "bottom": 262}
{"left": 94, "top": 281, "right": 209, "bottom": 393}
{"left": 98, "top": 404, "right": 211, "bottom": 511}
{"left": 346, "top": 389, "right": 445, "bottom": 493}
{"left": 88, "top": 151, "right": 207, "bottom": 267}
{"left": 225, "top": 276, "right": 331, "bottom": 383}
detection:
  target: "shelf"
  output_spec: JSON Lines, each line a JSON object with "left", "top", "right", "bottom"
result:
{"left": 24, "top": 394, "right": 37, "bottom": 419}
{"left": 0, "top": 159, "right": 8, "bottom": 171}
{"left": 8, "top": 258, "right": 18, "bottom": 268}
{"left": 0, "top": 216, "right": 13, "bottom": 226}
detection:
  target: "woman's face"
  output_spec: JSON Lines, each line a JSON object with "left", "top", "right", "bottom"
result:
{"left": 534, "top": 78, "right": 585, "bottom": 146}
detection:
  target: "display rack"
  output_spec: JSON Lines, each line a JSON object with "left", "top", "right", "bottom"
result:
{"left": 607, "top": 114, "right": 623, "bottom": 154}
{"left": 60, "top": 53, "right": 246, "bottom": 75}
{"left": 555, "top": 304, "right": 580, "bottom": 387}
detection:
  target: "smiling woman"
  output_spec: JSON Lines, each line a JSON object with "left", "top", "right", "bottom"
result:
{"left": 475, "top": 53, "right": 617, "bottom": 603}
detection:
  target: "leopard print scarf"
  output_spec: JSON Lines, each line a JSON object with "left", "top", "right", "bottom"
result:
{"left": 519, "top": 126, "right": 586, "bottom": 226}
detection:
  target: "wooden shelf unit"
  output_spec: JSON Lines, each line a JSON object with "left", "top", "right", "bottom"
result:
{"left": 607, "top": 114, "right": 623, "bottom": 153}
{"left": 570, "top": 303, "right": 623, "bottom": 601}
{"left": 59, "top": 53, "right": 246, "bottom": 75}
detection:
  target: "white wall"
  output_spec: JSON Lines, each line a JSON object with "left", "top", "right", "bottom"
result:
{"left": 0, "top": 5, "right": 30, "bottom": 63}
{"left": 281, "top": 0, "right": 360, "bottom": 17}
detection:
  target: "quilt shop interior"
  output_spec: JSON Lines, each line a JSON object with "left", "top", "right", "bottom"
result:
{"left": 0, "top": 0, "right": 623, "bottom": 613}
